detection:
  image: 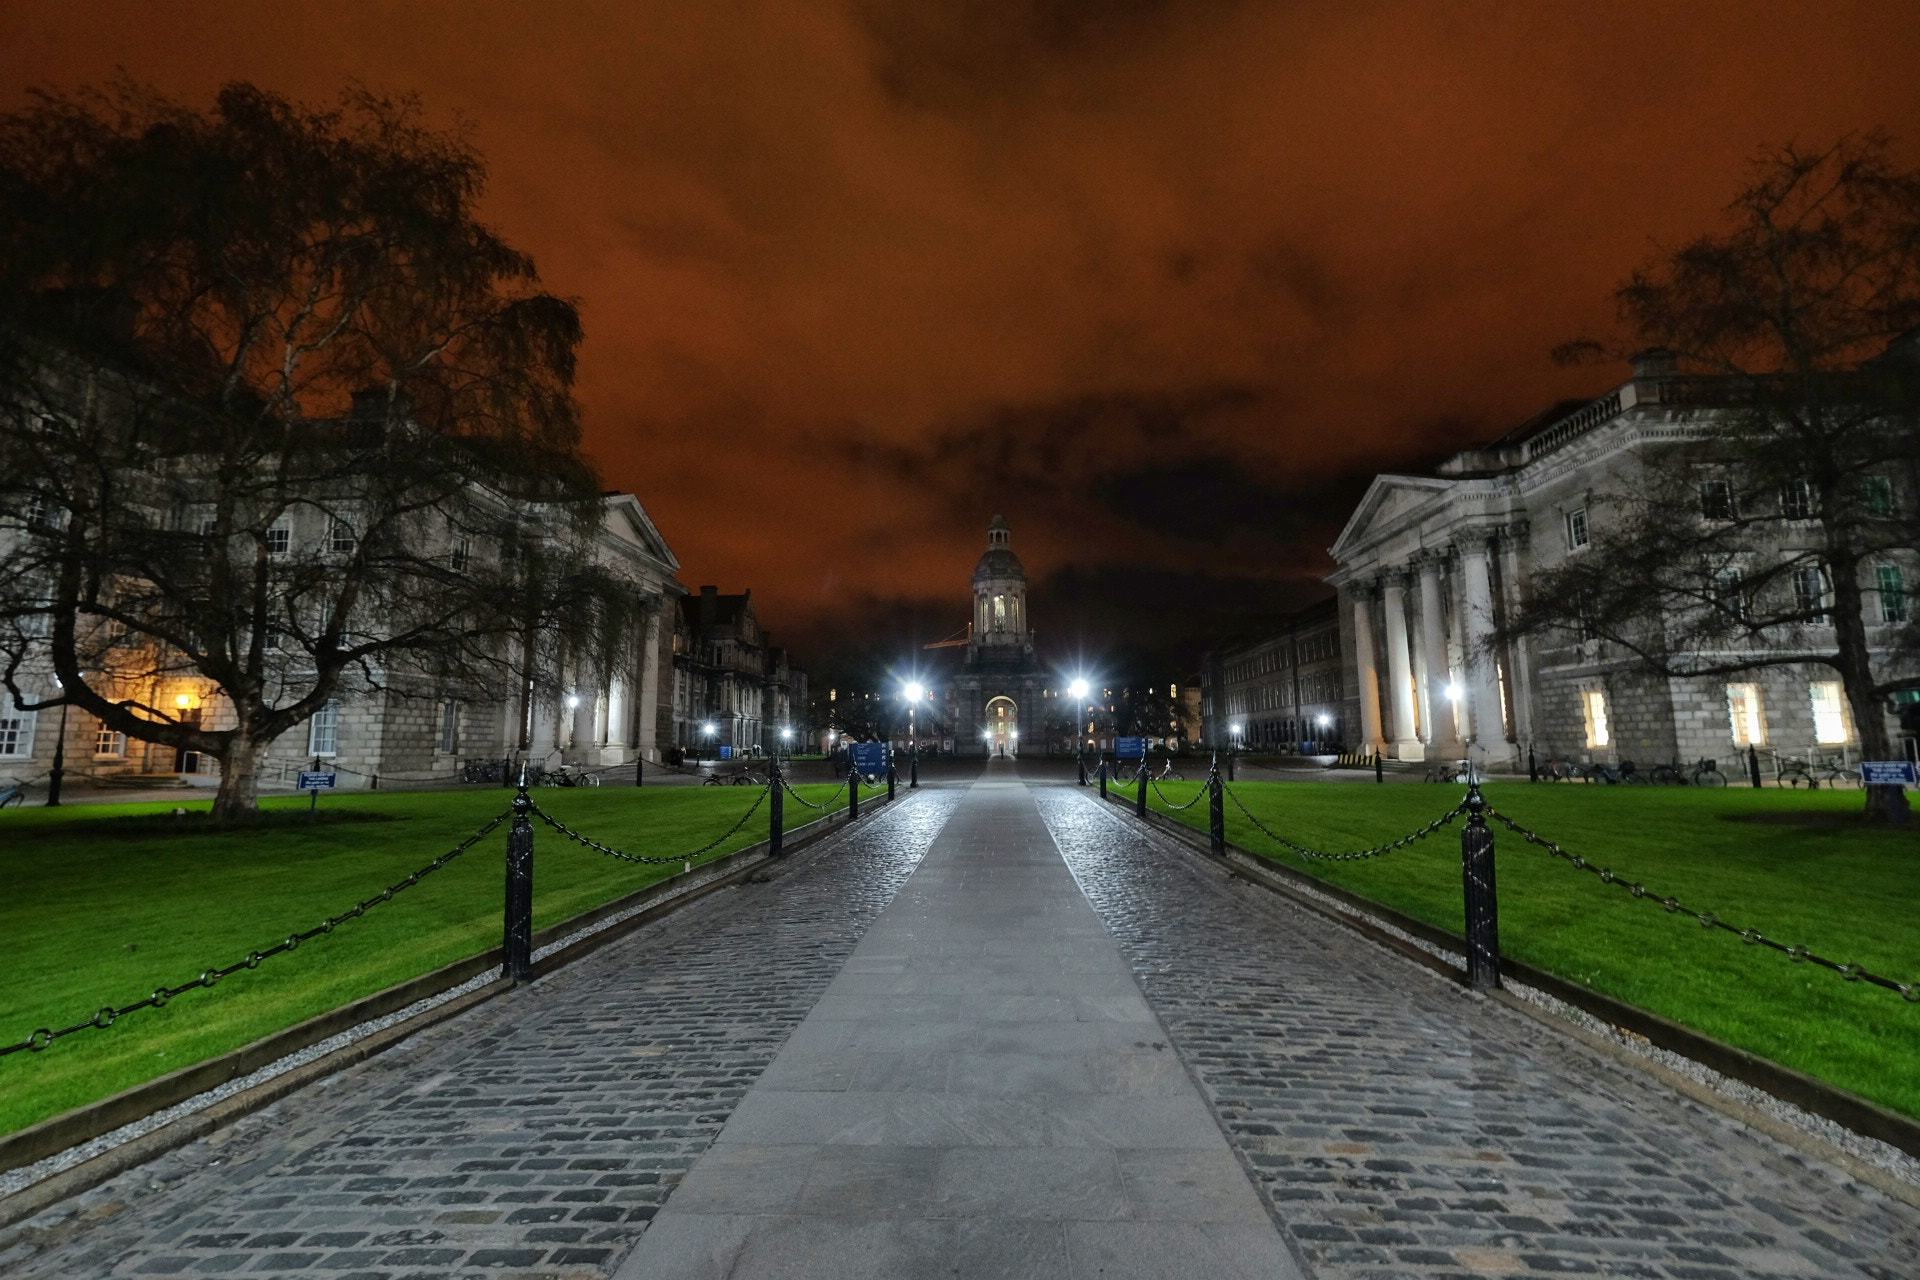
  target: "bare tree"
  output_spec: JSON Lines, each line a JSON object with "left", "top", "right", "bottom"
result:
{"left": 0, "top": 81, "right": 634, "bottom": 817}
{"left": 1508, "top": 135, "right": 1920, "bottom": 822}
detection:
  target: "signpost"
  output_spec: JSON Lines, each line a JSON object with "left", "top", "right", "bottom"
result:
{"left": 1860, "top": 760, "right": 1918, "bottom": 787}
{"left": 1115, "top": 736, "right": 1146, "bottom": 761}
{"left": 299, "top": 769, "right": 338, "bottom": 816}
{"left": 851, "top": 741, "right": 888, "bottom": 777}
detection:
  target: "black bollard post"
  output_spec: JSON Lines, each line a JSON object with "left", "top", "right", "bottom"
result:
{"left": 1375, "top": 752, "right": 1385, "bottom": 784}
{"left": 769, "top": 757, "right": 784, "bottom": 856}
{"left": 848, "top": 765, "right": 860, "bottom": 821}
{"left": 1227, "top": 750, "right": 1235, "bottom": 783}
{"left": 636, "top": 754, "right": 644, "bottom": 787}
{"left": 1135, "top": 761, "right": 1148, "bottom": 818}
{"left": 1076, "top": 750, "right": 1087, "bottom": 787}
{"left": 888, "top": 763, "right": 897, "bottom": 802}
{"left": 503, "top": 770, "right": 535, "bottom": 983}
{"left": 1748, "top": 743, "right": 1762, "bottom": 789}
{"left": 1528, "top": 743, "right": 1538, "bottom": 783}
{"left": 1460, "top": 781, "right": 1501, "bottom": 990}
{"left": 1098, "top": 759, "right": 1108, "bottom": 800}
{"left": 1208, "top": 764, "right": 1225, "bottom": 857}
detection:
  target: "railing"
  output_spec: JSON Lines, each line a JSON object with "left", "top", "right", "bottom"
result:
{"left": 1, "top": 755, "right": 908, "bottom": 1058}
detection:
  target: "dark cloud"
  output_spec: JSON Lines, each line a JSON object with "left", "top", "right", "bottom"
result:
{"left": 6, "top": 1, "right": 1920, "bottom": 671}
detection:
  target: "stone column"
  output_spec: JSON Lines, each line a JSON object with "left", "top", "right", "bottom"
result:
{"left": 1381, "top": 576, "right": 1421, "bottom": 759}
{"left": 569, "top": 662, "right": 595, "bottom": 756}
{"left": 1500, "top": 537, "right": 1535, "bottom": 749}
{"left": 1459, "top": 542, "right": 1508, "bottom": 763}
{"left": 1351, "top": 592, "right": 1386, "bottom": 754}
{"left": 1419, "top": 558, "right": 1463, "bottom": 758}
{"left": 637, "top": 604, "right": 662, "bottom": 761}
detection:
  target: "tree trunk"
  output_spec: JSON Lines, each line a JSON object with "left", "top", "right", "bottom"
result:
{"left": 1830, "top": 572, "right": 1910, "bottom": 824}
{"left": 212, "top": 734, "right": 264, "bottom": 819}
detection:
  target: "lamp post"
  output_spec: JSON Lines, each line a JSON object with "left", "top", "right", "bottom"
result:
{"left": 902, "top": 682, "right": 924, "bottom": 787}
{"left": 1229, "top": 721, "right": 1242, "bottom": 782}
{"left": 45, "top": 676, "right": 70, "bottom": 807}
{"left": 702, "top": 720, "right": 717, "bottom": 762}
{"left": 1068, "top": 679, "right": 1091, "bottom": 785}
{"left": 780, "top": 725, "right": 792, "bottom": 764}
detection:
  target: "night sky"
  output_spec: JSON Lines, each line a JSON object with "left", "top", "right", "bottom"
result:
{"left": 7, "top": 2, "right": 1920, "bottom": 673}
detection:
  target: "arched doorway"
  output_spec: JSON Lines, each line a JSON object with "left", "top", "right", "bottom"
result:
{"left": 984, "top": 696, "right": 1018, "bottom": 757}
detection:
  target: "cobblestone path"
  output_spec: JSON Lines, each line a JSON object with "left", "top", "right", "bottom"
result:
{"left": 0, "top": 791, "right": 960, "bottom": 1280}
{"left": 1033, "top": 785, "right": 1920, "bottom": 1279}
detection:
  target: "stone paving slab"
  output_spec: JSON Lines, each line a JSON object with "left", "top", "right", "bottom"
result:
{"left": 0, "top": 792, "right": 961, "bottom": 1280}
{"left": 615, "top": 772, "right": 1305, "bottom": 1280}
{"left": 1032, "top": 783, "right": 1920, "bottom": 1279}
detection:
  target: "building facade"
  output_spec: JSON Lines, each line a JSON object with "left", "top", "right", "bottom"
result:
{"left": 949, "top": 516, "right": 1050, "bottom": 756}
{"left": 1326, "top": 351, "right": 1917, "bottom": 771}
{"left": 1199, "top": 598, "right": 1345, "bottom": 753}
{"left": 669, "top": 586, "right": 809, "bottom": 756}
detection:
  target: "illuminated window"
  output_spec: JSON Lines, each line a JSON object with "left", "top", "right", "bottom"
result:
{"left": 329, "top": 520, "right": 355, "bottom": 554}
{"left": 1724, "top": 683, "right": 1766, "bottom": 746}
{"left": 1779, "top": 479, "right": 1814, "bottom": 520}
{"left": 1792, "top": 562, "right": 1829, "bottom": 625}
{"left": 1581, "top": 689, "right": 1610, "bottom": 749}
{"left": 266, "top": 524, "right": 291, "bottom": 556}
{"left": 1809, "top": 682, "right": 1850, "bottom": 745}
{"left": 94, "top": 724, "right": 126, "bottom": 757}
{"left": 992, "top": 596, "right": 1007, "bottom": 630}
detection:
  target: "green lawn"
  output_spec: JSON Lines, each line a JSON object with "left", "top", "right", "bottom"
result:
{"left": 0, "top": 783, "right": 843, "bottom": 1137}
{"left": 1139, "top": 778, "right": 1920, "bottom": 1119}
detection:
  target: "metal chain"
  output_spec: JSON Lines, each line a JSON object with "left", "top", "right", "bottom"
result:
{"left": 531, "top": 783, "right": 771, "bottom": 866}
{"left": 1149, "top": 776, "right": 1209, "bottom": 811}
{"left": 781, "top": 775, "right": 849, "bottom": 811}
{"left": 1482, "top": 805, "right": 1920, "bottom": 1002}
{"left": 1221, "top": 781, "right": 1465, "bottom": 862}
{"left": 0, "top": 808, "right": 514, "bottom": 1059}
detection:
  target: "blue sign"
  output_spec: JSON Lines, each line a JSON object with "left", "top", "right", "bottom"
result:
{"left": 1115, "top": 736, "right": 1146, "bottom": 760}
{"left": 1860, "top": 760, "right": 1918, "bottom": 786}
{"left": 851, "top": 742, "right": 889, "bottom": 774}
{"left": 297, "top": 771, "right": 337, "bottom": 790}
{"left": 719, "top": 745, "right": 733, "bottom": 760}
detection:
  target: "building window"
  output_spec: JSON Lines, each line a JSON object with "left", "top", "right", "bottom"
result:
{"left": 329, "top": 520, "right": 355, "bottom": 554}
{"left": 1792, "top": 562, "right": 1829, "bottom": 625}
{"left": 992, "top": 595, "right": 1007, "bottom": 630}
{"left": 1713, "top": 568, "right": 1749, "bottom": 623}
{"left": 1699, "top": 479, "right": 1736, "bottom": 521}
{"left": 1878, "top": 564, "right": 1909, "bottom": 623}
{"left": 262, "top": 627, "right": 281, "bottom": 652}
{"left": 1564, "top": 507, "right": 1589, "bottom": 551}
{"left": 438, "top": 700, "right": 460, "bottom": 754}
{"left": 94, "top": 724, "right": 126, "bottom": 757}
{"left": 0, "top": 704, "right": 36, "bottom": 758}
{"left": 1864, "top": 475, "right": 1895, "bottom": 517}
{"left": 1580, "top": 689, "right": 1611, "bottom": 749}
{"left": 266, "top": 523, "right": 291, "bottom": 556}
{"left": 1809, "top": 681, "right": 1850, "bottom": 745}
{"left": 1779, "top": 479, "right": 1814, "bottom": 521}
{"left": 451, "top": 537, "right": 470, "bottom": 573}
{"left": 1725, "top": 683, "right": 1766, "bottom": 746}
{"left": 308, "top": 700, "right": 340, "bottom": 757}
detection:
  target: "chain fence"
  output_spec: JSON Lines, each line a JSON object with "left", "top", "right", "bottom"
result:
{"left": 1148, "top": 776, "right": 1209, "bottom": 811}
{"left": 1483, "top": 804, "right": 1920, "bottom": 1002}
{"left": 0, "top": 807, "right": 514, "bottom": 1059}
{"left": 1219, "top": 778, "right": 1466, "bottom": 862}
{"left": 531, "top": 783, "right": 770, "bottom": 867}
{"left": 781, "top": 775, "right": 849, "bottom": 811}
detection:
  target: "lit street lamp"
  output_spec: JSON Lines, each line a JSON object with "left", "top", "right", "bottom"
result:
{"left": 901, "top": 682, "right": 925, "bottom": 787}
{"left": 1068, "top": 678, "right": 1092, "bottom": 785}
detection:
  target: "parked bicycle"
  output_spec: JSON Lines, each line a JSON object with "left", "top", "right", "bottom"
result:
{"left": 1688, "top": 757, "right": 1727, "bottom": 787}
{"left": 703, "top": 769, "right": 765, "bottom": 787}
{"left": 1152, "top": 758, "right": 1185, "bottom": 782}
{"left": 460, "top": 757, "right": 510, "bottom": 784}
{"left": 542, "top": 763, "right": 601, "bottom": 788}
{"left": 0, "top": 780, "right": 25, "bottom": 808}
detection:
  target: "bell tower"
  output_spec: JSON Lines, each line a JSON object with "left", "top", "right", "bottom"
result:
{"left": 970, "top": 515, "right": 1031, "bottom": 659}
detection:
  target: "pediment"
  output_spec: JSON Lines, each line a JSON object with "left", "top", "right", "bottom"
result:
{"left": 1328, "top": 474, "right": 1455, "bottom": 562}
{"left": 601, "top": 493, "right": 680, "bottom": 573}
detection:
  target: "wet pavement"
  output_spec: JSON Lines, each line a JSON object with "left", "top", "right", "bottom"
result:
{"left": 4, "top": 765, "right": 1917, "bottom": 1279}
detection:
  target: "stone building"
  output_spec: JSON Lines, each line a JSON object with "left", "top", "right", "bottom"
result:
{"left": 1326, "top": 351, "right": 1917, "bottom": 771}
{"left": 669, "top": 586, "right": 809, "bottom": 756}
{"left": 0, "top": 490, "right": 684, "bottom": 789}
{"left": 1199, "top": 598, "right": 1345, "bottom": 753}
{"left": 949, "top": 516, "right": 1051, "bottom": 756}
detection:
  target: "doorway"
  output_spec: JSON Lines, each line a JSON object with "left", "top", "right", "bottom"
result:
{"left": 985, "top": 696, "right": 1018, "bottom": 757}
